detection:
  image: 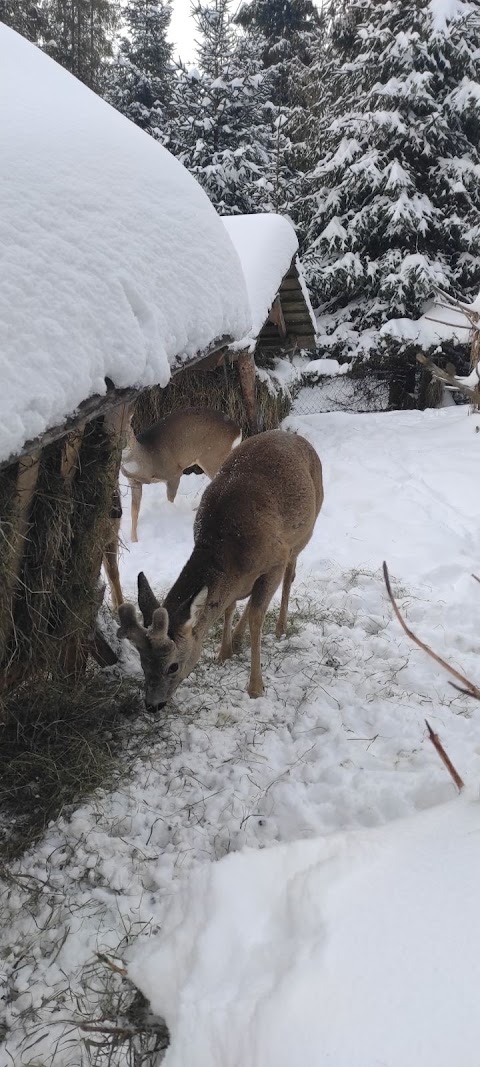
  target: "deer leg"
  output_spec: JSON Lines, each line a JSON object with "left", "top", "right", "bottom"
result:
{"left": 247, "top": 565, "right": 285, "bottom": 698}
{"left": 276, "top": 557, "right": 297, "bottom": 638}
{"left": 166, "top": 475, "right": 181, "bottom": 503}
{"left": 218, "top": 600, "right": 237, "bottom": 662}
{"left": 232, "top": 598, "right": 251, "bottom": 653}
{"left": 103, "top": 518, "right": 124, "bottom": 611}
{"left": 131, "top": 482, "right": 142, "bottom": 542}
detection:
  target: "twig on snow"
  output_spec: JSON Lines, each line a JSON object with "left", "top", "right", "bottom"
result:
{"left": 425, "top": 720, "right": 464, "bottom": 792}
{"left": 382, "top": 562, "right": 480, "bottom": 701}
{"left": 95, "top": 951, "right": 127, "bottom": 977}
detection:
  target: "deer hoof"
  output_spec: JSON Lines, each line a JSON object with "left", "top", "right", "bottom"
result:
{"left": 248, "top": 682, "right": 264, "bottom": 699}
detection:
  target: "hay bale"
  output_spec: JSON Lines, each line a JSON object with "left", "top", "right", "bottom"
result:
{"left": 0, "top": 413, "right": 123, "bottom": 699}
{"left": 0, "top": 671, "right": 142, "bottom": 860}
{"left": 132, "top": 359, "right": 292, "bottom": 437}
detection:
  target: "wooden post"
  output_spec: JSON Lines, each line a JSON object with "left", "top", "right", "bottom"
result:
{"left": 268, "top": 295, "right": 287, "bottom": 339}
{"left": 237, "top": 351, "right": 259, "bottom": 434}
{"left": 469, "top": 312, "right": 480, "bottom": 412}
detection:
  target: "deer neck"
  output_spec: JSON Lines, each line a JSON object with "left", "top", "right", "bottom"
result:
{"left": 164, "top": 545, "right": 226, "bottom": 639}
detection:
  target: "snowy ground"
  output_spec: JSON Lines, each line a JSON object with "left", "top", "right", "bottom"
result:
{"left": 1, "top": 406, "right": 480, "bottom": 1066}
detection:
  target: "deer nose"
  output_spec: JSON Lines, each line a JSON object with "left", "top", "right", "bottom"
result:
{"left": 145, "top": 701, "right": 166, "bottom": 714}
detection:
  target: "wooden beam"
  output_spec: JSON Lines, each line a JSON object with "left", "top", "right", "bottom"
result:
{"left": 268, "top": 295, "right": 287, "bottom": 339}
{"left": 237, "top": 351, "right": 259, "bottom": 434}
{"left": 280, "top": 277, "right": 301, "bottom": 291}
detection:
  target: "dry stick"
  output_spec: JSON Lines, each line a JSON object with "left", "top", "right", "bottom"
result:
{"left": 95, "top": 951, "right": 127, "bottom": 977}
{"left": 472, "top": 574, "right": 480, "bottom": 585}
{"left": 425, "top": 720, "right": 465, "bottom": 792}
{"left": 416, "top": 353, "right": 480, "bottom": 403}
{"left": 382, "top": 562, "right": 480, "bottom": 700}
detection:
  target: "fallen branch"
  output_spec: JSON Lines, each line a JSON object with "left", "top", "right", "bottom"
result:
{"left": 425, "top": 720, "right": 464, "bottom": 792}
{"left": 95, "top": 952, "right": 127, "bottom": 977}
{"left": 382, "top": 562, "right": 480, "bottom": 701}
{"left": 79, "top": 1021, "right": 167, "bottom": 1039}
{"left": 416, "top": 353, "right": 480, "bottom": 403}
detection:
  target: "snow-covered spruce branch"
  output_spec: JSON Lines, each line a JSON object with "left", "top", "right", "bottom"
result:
{"left": 416, "top": 353, "right": 480, "bottom": 402}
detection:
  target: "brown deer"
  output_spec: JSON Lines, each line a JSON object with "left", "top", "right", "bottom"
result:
{"left": 117, "top": 430, "right": 323, "bottom": 708}
{"left": 121, "top": 407, "right": 242, "bottom": 542}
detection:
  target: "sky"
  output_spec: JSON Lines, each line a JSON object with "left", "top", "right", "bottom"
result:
{"left": 169, "top": 0, "right": 199, "bottom": 63}
{"left": 168, "top": 0, "right": 324, "bottom": 65}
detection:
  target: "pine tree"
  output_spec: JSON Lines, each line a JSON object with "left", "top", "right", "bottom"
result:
{"left": 43, "top": 1, "right": 119, "bottom": 92}
{"left": 169, "top": 0, "right": 284, "bottom": 214}
{"left": 304, "top": 0, "right": 480, "bottom": 350}
{"left": 105, "top": 0, "right": 173, "bottom": 141}
{"left": 0, "top": 0, "right": 45, "bottom": 41}
{"left": 234, "top": 0, "right": 323, "bottom": 219}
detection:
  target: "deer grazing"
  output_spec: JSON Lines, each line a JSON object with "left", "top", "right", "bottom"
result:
{"left": 117, "top": 430, "right": 323, "bottom": 708}
{"left": 121, "top": 406, "right": 242, "bottom": 541}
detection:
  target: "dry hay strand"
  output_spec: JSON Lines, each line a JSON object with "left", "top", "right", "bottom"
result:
{"left": 0, "top": 461, "right": 22, "bottom": 661}
{"left": 1, "top": 418, "right": 122, "bottom": 690}
{"left": 0, "top": 671, "right": 142, "bottom": 862}
{"left": 1, "top": 440, "right": 73, "bottom": 680}
{"left": 53, "top": 417, "right": 123, "bottom": 674}
{"left": 132, "top": 361, "right": 292, "bottom": 437}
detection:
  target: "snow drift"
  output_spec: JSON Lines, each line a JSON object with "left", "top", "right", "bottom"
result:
{"left": 0, "top": 27, "right": 250, "bottom": 465}
{"left": 129, "top": 794, "right": 480, "bottom": 1067}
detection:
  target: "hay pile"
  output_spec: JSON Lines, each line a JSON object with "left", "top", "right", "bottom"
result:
{"left": 0, "top": 415, "right": 123, "bottom": 705}
{"left": 132, "top": 359, "right": 292, "bottom": 437}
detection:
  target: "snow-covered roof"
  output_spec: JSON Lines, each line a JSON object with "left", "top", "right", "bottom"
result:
{"left": 222, "top": 214, "right": 315, "bottom": 350}
{"left": 0, "top": 26, "right": 250, "bottom": 466}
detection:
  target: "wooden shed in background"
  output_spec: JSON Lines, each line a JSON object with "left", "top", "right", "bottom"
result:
{"left": 257, "top": 257, "right": 316, "bottom": 358}
{"left": 146, "top": 216, "right": 317, "bottom": 437}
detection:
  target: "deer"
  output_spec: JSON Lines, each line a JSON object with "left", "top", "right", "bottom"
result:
{"left": 117, "top": 429, "right": 323, "bottom": 709}
{"left": 121, "top": 406, "right": 242, "bottom": 542}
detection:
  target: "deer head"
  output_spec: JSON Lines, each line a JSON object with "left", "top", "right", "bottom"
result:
{"left": 117, "top": 572, "right": 208, "bottom": 711}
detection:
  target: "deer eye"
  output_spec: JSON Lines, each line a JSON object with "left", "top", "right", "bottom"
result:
{"left": 168, "top": 662, "right": 179, "bottom": 674}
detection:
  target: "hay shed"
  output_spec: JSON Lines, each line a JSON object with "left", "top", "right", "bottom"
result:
{"left": 0, "top": 26, "right": 250, "bottom": 697}
{"left": 219, "top": 215, "right": 317, "bottom": 429}
{"left": 128, "top": 215, "right": 317, "bottom": 439}
{"left": 223, "top": 214, "right": 317, "bottom": 359}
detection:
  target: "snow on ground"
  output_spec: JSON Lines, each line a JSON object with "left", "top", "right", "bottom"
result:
{"left": 0, "top": 27, "right": 249, "bottom": 465}
{"left": 222, "top": 214, "right": 299, "bottom": 348}
{"left": 2, "top": 407, "right": 480, "bottom": 1065}
{"left": 130, "top": 794, "right": 480, "bottom": 1067}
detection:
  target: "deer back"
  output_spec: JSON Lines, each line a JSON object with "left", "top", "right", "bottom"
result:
{"left": 121, "top": 406, "right": 241, "bottom": 485}
{"left": 192, "top": 430, "right": 323, "bottom": 577}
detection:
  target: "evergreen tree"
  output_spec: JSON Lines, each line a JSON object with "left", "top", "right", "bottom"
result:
{"left": 105, "top": 0, "right": 173, "bottom": 141}
{"left": 0, "top": 0, "right": 45, "bottom": 41}
{"left": 234, "top": 0, "right": 323, "bottom": 219}
{"left": 43, "top": 0, "right": 119, "bottom": 92}
{"left": 304, "top": 0, "right": 480, "bottom": 349}
{"left": 169, "top": 0, "right": 285, "bottom": 214}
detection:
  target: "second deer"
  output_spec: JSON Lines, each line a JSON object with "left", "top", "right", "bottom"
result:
{"left": 121, "top": 406, "right": 242, "bottom": 541}
{"left": 117, "top": 429, "right": 324, "bottom": 707}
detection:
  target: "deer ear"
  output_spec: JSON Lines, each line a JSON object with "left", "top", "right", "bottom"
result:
{"left": 137, "top": 571, "right": 160, "bottom": 627}
{"left": 149, "top": 607, "right": 169, "bottom": 643}
{"left": 187, "top": 587, "right": 208, "bottom": 630}
{"left": 117, "top": 603, "right": 147, "bottom": 649}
